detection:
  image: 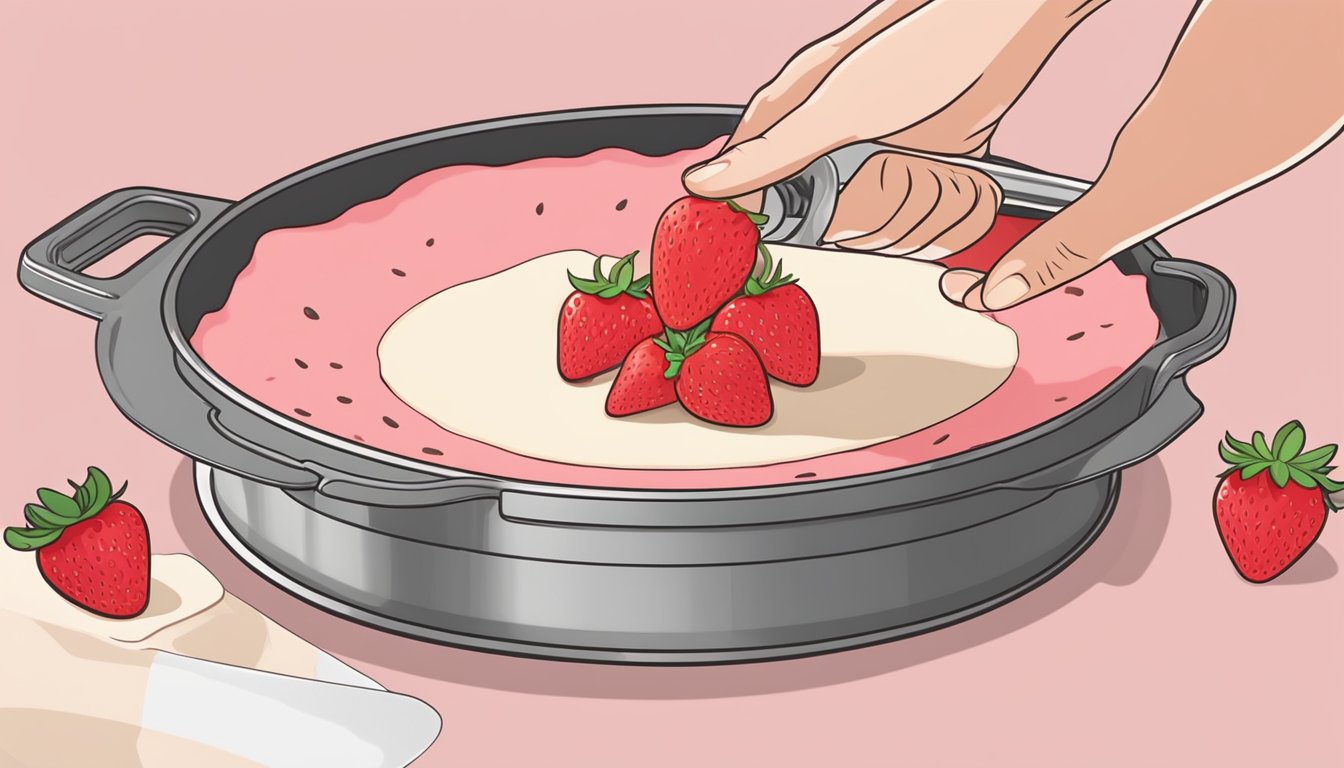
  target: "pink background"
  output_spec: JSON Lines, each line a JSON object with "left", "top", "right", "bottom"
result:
{"left": 2, "top": 0, "right": 1340, "bottom": 765}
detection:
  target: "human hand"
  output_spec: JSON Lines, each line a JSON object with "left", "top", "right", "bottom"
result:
{"left": 683, "top": 0, "right": 1107, "bottom": 257}
{"left": 941, "top": 0, "right": 1344, "bottom": 311}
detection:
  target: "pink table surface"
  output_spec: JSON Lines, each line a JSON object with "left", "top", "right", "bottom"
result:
{"left": 2, "top": 1, "right": 1340, "bottom": 766}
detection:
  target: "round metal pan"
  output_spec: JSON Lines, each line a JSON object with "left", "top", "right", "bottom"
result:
{"left": 17, "top": 105, "right": 1234, "bottom": 663}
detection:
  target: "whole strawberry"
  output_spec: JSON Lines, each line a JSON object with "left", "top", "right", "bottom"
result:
{"left": 606, "top": 335, "right": 678, "bottom": 417}
{"left": 557, "top": 251, "right": 662, "bottom": 381}
{"left": 651, "top": 197, "right": 765, "bottom": 330}
{"left": 660, "top": 320, "right": 773, "bottom": 428}
{"left": 711, "top": 247, "right": 820, "bottom": 386}
{"left": 1214, "top": 421, "right": 1341, "bottom": 583}
{"left": 4, "top": 467, "right": 150, "bottom": 618}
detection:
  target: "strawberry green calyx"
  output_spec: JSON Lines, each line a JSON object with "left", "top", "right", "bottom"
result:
{"left": 4, "top": 467, "right": 127, "bottom": 551}
{"left": 744, "top": 243, "right": 798, "bottom": 297}
{"left": 653, "top": 318, "right": 713, "bottom": 379}
{"left": 725, "top": 199, "right": 769, "bottom": 227}
{"left": 567, "top": 251, "right": 651, "bottom": 299}
{"left": 1219, "top": 421, "right": 1343, "bottom": 511}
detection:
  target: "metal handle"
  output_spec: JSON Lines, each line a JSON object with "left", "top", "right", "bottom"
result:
{"left": 207, "top": 408, "right": 501, "bottom": 508}
{"left": 1144, "top": 257, "right": 1236, "bottom": 400}
{"left": 20, "top": 188, "right": 230, "bottom": 319}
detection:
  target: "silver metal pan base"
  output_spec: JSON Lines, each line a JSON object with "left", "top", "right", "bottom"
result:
{"left": 196, "top": 463, "right": 1119, "bottom": 665}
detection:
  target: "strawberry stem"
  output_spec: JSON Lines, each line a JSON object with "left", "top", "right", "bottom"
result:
{"left": 1219, "top": 421, "right": 1343, "bottom": 511}
{"left": 566, "top": 251, "right": 650, "bottom": 299}
{"left": 4, "top": 467, "right": 124, "bottom": 552}
{"left": 744, "top": 243, "right": 798, "bottom": 297}
{"left": 656, "top": 318, "right": 713, "bottom": 379}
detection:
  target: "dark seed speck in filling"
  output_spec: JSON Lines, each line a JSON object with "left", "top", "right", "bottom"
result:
{"left": 1100, "top": 323, "right": 1114, "bottom": 328}
{"left": 382, "top": 416, "right": 399, "bottom": 428}
{"left": 337, "top": 396, "right": 353, "bottom": 404}
{"left": 422, "top": 447, "right": 444, "bottom": 456}
{"left": 294, "top": 358, "right": 309, "bottom": 369}
{"left": 1064, "top": 286, "right": 1084, "bottom": 296}
{"left": 425, "top": 238, "right": 435, "bottom": 247}
{"left": 392, "top": 268, "right": 406, "bottom": 277}
{"left": 353, "top": 435, "right": 365, "bottom": 442}
{"left": 303, "top": 306, "right": 319, "bottom": 320}
{"left": 933, "top": 434, "right": 950, "bottom": 445}
{"left": 535, "top": 202, "right": 544, "bottom": 215}
{"left": 329, "top": 362, "right": 343, "bottom": 369}
{"left": 615, "top": 199, "right": 628, "bottom": 211}
{"left": 264, "top": 376, "right": 276, "bottom": 382}
{"left": 795, "top": 472, "right": 817, "bottom": 479}
{"left": 294, "top": 408, "right": 312, "bottom": 417}
{"left": 1067, "top": 331, "right": 1086, "bottom": 341}
{"left": 1055, "top": 396, "right": 1069, "bottom": 402}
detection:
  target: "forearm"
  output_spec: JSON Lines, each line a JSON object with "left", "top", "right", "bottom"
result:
{"left": 880, "top": 0, "right": 1112, "bottom": 153}
{"left": 1054, "top": 0, "right": 1344, "bottom": 257}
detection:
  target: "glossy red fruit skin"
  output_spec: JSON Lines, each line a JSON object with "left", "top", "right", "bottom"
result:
{"left": 37, "top": 502, "right": 150, "bottom": 618}
{"left": 558, "top": 291, "right": 662, "bottom": 381}
{"left": 606, "top": 337, "right": 678, "bottom": 417}
{"left": 651, "top": 197, "right": 759, "bottom": 331}
{"left": 1213, "top": 471, "right": 1327, "bottom": 583}
{"left": 711, "top": 284, "right": 820, "bottom": 386}
{"left": 675, "top": 332, "right": 773, "bottom": 428}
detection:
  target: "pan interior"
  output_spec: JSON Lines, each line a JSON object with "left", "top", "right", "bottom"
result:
{"left": 179, "top": 112, "right": 1161, "bottom": 489}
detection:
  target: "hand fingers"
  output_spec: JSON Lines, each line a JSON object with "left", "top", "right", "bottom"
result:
{"left": 831, "top": 163, "right": 943, "bottom": 250}
{"left": 683, "top": 100, "right": 853, "bottom": 199}
{"left": 940, "top": 268, "right": 985, "bottom": 303}
{"left": 729, "top": 42, "right": 843, "bottom": 148}
{"left": 728, "top": 0, "right": 939, "bottom": 148}
{"left": 958, "top": 223, "right": 1108, "bottom": 311}
{"left": 822, "top": 153, "right": 913, "bottom": 243}
{"left": 888, "top": 170, "right": 1001, "bottom": 259}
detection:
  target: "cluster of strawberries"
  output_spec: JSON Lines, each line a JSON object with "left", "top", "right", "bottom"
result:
{"left": 556, "top": 196, "right": 820, "bottom": 427}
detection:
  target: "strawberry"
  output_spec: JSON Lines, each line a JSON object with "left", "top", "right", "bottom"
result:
{"left": 661, "top": 320, "right": 774, "bottom": 428}
{"left": 1213, "top": 421, "right": 1342, "bottom": 583}
{"left": 4, "top": 467, "right": 150, "bottom": 618}
{"left": 711, "top": 247, "right": 820, "bottom": 386}
{"left": 651, "top": 197, "right": 766, "bottom": 330}
{"left": 558, "top": 251, "right": 662, "bottom": 381}
{"left": 606, "top": 335, "right": 678, "bottom": 417}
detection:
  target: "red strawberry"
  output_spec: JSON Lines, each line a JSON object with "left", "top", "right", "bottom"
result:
{"left": 606, "top": 336, "right": 678, "bottom": 417}
{"left": 651, "top": 197, "right": 766, "bottom": 330}
{"left": 558, "top": 251, "right": 662, "bottom": 381}
{"left": 711, "top": 247, "right": 820, "bottom": 386}
{"left": 663, "top": 321, "right": 773, "bottom": 428}
{"left": 1213, "top": 421, "right": 1342, "bottom": 583}
{"left": 4, "top": 467, "right": 150, "bottom": 618}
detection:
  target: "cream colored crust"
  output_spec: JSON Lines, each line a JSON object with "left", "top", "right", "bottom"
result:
{"left": 379, "top": 246, "right": 1019, "bottom": 470}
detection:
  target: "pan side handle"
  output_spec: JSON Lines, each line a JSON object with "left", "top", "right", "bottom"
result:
{"left": 19, "top": 188, "right": 231, "bottom": 319}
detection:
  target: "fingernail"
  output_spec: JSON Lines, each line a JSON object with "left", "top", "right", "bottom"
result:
{"left": 684, "top": 161, "right": 730, "bottom": 185}
{"left": 940, "top": 270, "right": 983, "bottom": 302}
{"left": 983, "top": 274, "right": 1028, "bottom": 309}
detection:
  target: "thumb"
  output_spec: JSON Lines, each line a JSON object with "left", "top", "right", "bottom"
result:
{"left": 683, "top": 98, "right": 854, "bottom": 199}
{"left": 954, "top": 213, "right": 1113, "bottom": 311}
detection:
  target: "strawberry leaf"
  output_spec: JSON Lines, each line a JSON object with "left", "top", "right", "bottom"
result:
{"left": 1294, "top": 444, "right": 1337, "bottom": 471}
{"left": 35, "top": 488, "right": 78, "bottom": 520}
{"left": 596, "top": 285, "right": 624, "bottom": 299}
{"left": 1239, "top": 461, "right": 1272, "bottom": 481}
{"left": 4, "top": 526, "right": 63, "bottom": 551}
{"left": 1287, "top": 467, "right": 1318, "bottom": 489}
{"left": 1224, "top": 433, "right": 1257, "bottom": 457}
{"left": 567, "top": 274, "right": 605, "bottom": 294}
{"left": 1269, "top": 461, "right": 1290, "bottom": 487}
{"left": 24, "top": 503, "right": 68, "bottom": 530}
{"left": 1219, "top": 442, "right": 1249, "bottom": 465}
{"left": 1275, "top": 421, "right": 1306, "bottom": 461}
{"left": 1252, "top": 432, "right": 1272, "bottom": 460}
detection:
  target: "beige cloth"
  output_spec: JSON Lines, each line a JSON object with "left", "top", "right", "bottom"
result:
{"left": 379, "top": 246, "right": 1019, "bottom": 469}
